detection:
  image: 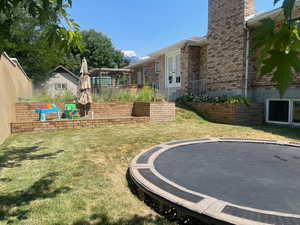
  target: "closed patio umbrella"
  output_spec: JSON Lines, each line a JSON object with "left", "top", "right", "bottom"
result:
{"left": 78, "top": 58, "right": 92, "bottom": 116}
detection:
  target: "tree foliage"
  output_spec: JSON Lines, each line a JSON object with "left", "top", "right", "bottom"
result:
{"left": 62, "top": 30, "right": 129, "bottom": 73}
{"left": 1, "top": 3, "right": 128, "bottom": 83}
{"left": 0, "top": 0, "right": 82, "bottom": 53}
{"left": 252, "top": 0, "right": 300, "bottom": 97}
{"left": 1, "top": 9, "right": 75, "bottom": 82}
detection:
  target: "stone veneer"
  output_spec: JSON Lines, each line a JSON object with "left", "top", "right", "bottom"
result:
{"left": 207, "top": 0, "right": 255, "bottom": 94}
{"left": 189, "top": 102, "right": 263, "bottom": 125}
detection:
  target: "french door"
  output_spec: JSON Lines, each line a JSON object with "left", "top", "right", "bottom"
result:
{"left": 166, "top": 51, "right": 181, "bottom": 88}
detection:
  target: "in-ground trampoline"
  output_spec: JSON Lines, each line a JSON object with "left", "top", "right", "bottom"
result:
{"left": 128, "top": 138, "right": 300, "bottom": 225}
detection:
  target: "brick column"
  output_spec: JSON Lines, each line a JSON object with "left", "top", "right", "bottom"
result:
{"left": 207, "top": 0, "right": 255, "bottom": 95}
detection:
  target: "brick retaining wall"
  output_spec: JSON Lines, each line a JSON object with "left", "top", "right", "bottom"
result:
{"left": 15, "top": 102, "right": 135, "bottom": 122}
{"left": 11, "top": 117, "right": 149, "bottom": 133}
{"left": 12, "top": 101, "right": 175, "bottom": 133}
{"left": 16, "top": 101, "right": 175, "bottom": 123}
{"left": 189, "top": 102, "right": 263, "bottom": 125}
{"left": 89, "top": 102, "right": 134, "bottom": 117}
{"left": 133, "top": 102, "right": 175, "bottom": 122}
{"left": 149, "top": 102, "right": 176, "bottom": 122}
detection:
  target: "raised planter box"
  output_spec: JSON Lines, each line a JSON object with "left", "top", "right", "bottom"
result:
{"left": 188, "top": 102, "right": 263, "bottom": 125}
{"left": 12, "top": 101, "right": 175, "bottom": 133}
{"left": 15, "top": 101, "right": 175, "bottom": 123}
{"left": 15, "top": 102, "right": 135, "bottom": 122}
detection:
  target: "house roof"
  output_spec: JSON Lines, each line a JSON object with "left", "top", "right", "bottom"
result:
{"left": 246, "top": 0, "right": 300, "bottom": 26}
{"left": 149, "top": 36, "right": 207, "bottom": 57}
{"left": 126, "top": 36, "right": 207, "bottom": 69}
{"left": 53, "top": 65, "right": 79, "bottom": 80}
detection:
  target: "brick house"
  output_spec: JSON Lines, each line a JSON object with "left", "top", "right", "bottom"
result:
{"left": 127, "top": 0, "right": 300, "bottom": 125}
{"left": 127, "top": 37, "right": 208, "bottom": 101}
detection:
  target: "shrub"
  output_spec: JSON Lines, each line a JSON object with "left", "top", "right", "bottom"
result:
{"left": 177, "top": 94, "right": 251, "bottom": 105}
{"left": 20, "top": 87, "right": 166, "bottom": 103}
{"left": 19, "top": 91, "right": 76, "bottom": 102}
{"left": 93, "top": 86, "right": 165, "bottom": 102}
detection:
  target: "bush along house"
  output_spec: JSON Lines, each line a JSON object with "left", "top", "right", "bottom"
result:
{"left": 127, "top": 0, "right": 300, "bottom": 126}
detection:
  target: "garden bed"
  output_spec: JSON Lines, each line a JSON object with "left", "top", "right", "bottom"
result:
{"left": 12, "top": 101, "right": 175, "bottom": 133}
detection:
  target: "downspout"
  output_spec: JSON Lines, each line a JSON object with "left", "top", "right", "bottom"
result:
{"left": 244, "top": 25, "right": 250, "bottom": 99}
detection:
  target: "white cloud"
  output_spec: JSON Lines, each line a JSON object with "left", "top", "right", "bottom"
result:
{"left": 122, "top": 50, "right": 137, "bottom": 58}
{"left": 141, "top": 56, "right": 150, "bottom": 60}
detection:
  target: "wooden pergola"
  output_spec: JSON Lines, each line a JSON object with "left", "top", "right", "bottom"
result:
{"left": 89, "top": 68, "right": 135, "bottom": 93}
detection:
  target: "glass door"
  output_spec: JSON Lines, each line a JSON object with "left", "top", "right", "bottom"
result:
{"left": 167, "top": 55, "right": 174, "bottom": 87}
{"left": 166, "top": 51, "right": 181, "bottom": 88}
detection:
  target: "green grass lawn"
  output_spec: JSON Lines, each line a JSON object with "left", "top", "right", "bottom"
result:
{"left": 0, "top": 106, "right": 300, "bottom": 225}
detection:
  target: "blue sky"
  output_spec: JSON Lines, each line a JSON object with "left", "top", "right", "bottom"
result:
{"left": 69, "top": 0, "right": 278, "bottom": 58}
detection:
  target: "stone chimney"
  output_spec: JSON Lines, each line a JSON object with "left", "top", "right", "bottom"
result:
{"left": 206, "top": 0, "right": 255, "bottom": 96}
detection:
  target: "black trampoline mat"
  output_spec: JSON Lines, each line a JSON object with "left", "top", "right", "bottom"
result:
{"left": 154, "top": 142, "right": 300, "bottom": 214}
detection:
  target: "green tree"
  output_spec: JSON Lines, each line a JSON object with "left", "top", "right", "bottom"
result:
{"left": 1, "top": 10, "right": 72, "bottom": 82}
{"left": 252, "top": 0, "right": 300, "bottom": 97}
{"left": 0, "top": 0, "right": 82, "bottom": 53}
{"left": 63, "top": 30, "right": 129, "bottom": 73}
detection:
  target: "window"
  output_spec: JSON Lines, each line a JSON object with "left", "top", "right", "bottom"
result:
{"left": 155, "top": 61, "right": 161, "bottom": 73}
{"left": 266, "top": 99, "right": 300, "bottom": 125}
{"left": 92, "top": 77, "right": 112, "bottom": 86}
{"left": 175, "top": 54, "right": 181, "bottom": 84}
{"left": 55, "top": 83, "right": 67, "bottom": 90}
{"left": 267, "top": 100, "right": 290, "bottom": 123}
{"left": 169, "top": 76, "right": 173, "bottom": 84}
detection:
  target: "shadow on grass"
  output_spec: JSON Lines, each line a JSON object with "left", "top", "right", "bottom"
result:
{"left": 0, "top": 172, "right": 71, "bottom": 223}
{"left": 0, "top": 145, "right": 64, "bottom": 170}
{"left": 70, "top": 213, "right": 170, "bottom": 225}
{"left": 251, "top": 125, "right": 300, "bottom": 142}
{"left": 177, "top": 103, "right": 300, "bottom": 142}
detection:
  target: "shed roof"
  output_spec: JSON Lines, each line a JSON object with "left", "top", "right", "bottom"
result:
{"left": 53, "top": 65, "right": 79, "bottom": 80}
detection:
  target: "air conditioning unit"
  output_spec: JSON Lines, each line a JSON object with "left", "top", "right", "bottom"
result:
{"left": 266, "top": 99, "right": 300, "bottom": 125}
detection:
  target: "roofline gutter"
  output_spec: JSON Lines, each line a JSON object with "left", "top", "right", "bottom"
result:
{"left": 246, "top": 0, "right": 300, "bottom": 27}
